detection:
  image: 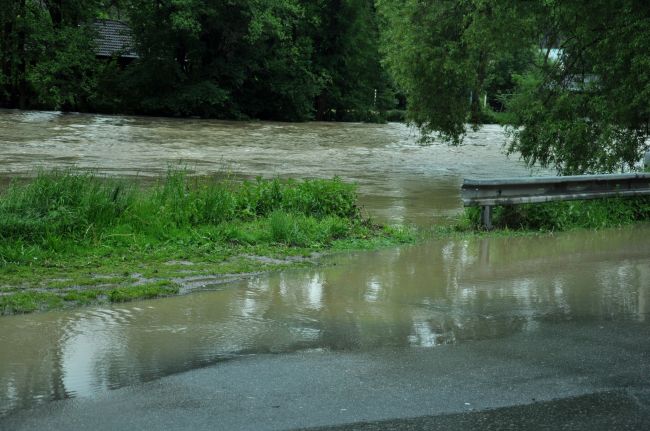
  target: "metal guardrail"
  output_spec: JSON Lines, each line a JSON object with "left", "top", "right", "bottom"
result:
{"left": 461, "top": 173, "right": 650, "bottom": 229}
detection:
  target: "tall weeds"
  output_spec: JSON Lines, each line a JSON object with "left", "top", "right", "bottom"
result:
{"left": 0, "top": 169, "right": 362, "bottom": 253}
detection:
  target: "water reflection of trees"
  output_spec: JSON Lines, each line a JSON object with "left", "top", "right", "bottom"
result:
{"left": 2, "top": 228, "right": 649, "bottom": 414}
{"left": 0, "top": 313, "right": 68, "bottom": 416}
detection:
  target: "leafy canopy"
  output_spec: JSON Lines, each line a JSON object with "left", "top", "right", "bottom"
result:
{"left": 378, "top": 0, "right": 650, "bottom": 174}
{"left": 1, "top": 0, "right": 396, "bottom": 122}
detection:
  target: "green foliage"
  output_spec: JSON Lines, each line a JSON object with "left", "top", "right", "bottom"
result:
{"left": 1, "top": 1, "right": 397, "bottom": 120}
{"left": 309, "top": 0, "right": 396, "bottom": 121}
{"left": 0, "top": 171, "right": 135, "bottom": 242}
{"left": 385, "top": 109, "right": 406, "bottom": 122}
{"left": 265, "top": 211, "right": 351, "bottom": 246}
{"left": 0, "top": 170, "right": 417, "bottom": 314}
{"left": 505, "top": 1, "right": 650, "bottom": 174}
{"left": 378, "top": 0, "right": 650, "bottom": 173}
{"left": 108, "top": 281, "right": 180, "bottom": 303}
{"left": 0, "top": 291, "right": 63, "bottom": 314}
{"left": 463, "top": 198, "right": 650, "bottom": 231}
{"left": 0, "top": 0, "right": 104, "bottom": 110}
{"left": 0, "top": 169, "right": 362, "bottom": 253}
{"left": 377, "top": 0, "right": 533, "bottom": 143}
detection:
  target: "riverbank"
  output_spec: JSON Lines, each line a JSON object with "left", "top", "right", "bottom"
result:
{"left": 0, "top": 171, "right": 415, "bottom": 315}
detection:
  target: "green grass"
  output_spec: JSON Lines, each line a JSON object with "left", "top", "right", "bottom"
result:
{"left": 0, "top": 169, "right": 416, "bottom": 315}
{"left": 459, "top": 197, "right": 650, "bottom": 231}
{"left": 0, "top": 292, "right": 63, "bottom": 315}
{"left": 108, "top": 280, "right": 180, "bottom": 303}
{"left": 0, "top": 169, "right": 361, "bottom": 246}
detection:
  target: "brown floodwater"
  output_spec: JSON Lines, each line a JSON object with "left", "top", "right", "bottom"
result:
{"left": 0, "top": 109, "right": 550, "bottom": 225}
{"left": 1, "top": 109, "right": 648, "bottom": 417}
{"left": 1, "top": 227, "right": 649, "bottom": 416}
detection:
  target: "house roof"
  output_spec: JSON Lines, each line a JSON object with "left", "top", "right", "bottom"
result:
{"left": 93, "top": 19, "right": 138, "bottom": 59}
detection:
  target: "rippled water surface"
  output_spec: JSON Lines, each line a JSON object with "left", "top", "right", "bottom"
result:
{"left": 0, "top": 109, "right": 549, "bottom": 225}
{"left": 1, "top": 110, "right": 648, "bottom": 417}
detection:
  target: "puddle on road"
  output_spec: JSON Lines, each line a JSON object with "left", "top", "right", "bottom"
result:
{"left": 1, "top": 226, "right": 649, "bottom": 415}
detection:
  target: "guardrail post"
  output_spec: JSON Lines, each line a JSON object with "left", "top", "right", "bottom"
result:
{"left": 462, "top": 174, "right": 650, "bottom": 229}
{"left": 481, "top": 205, "right": 493, "bottom": 230}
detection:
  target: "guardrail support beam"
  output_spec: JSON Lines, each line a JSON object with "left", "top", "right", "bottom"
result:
{"left": 461, "top": 173, "right": 650, "bottom": 229}
{"left": 481, "top": 205, "right": 493, "bottom": 230}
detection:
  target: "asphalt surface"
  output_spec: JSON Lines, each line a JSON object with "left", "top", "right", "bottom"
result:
{"left": 299, "top": 391, "right": 650, "bottom": 430}
{"left": 2, "top": 321, "right": 650, "bottom": 430}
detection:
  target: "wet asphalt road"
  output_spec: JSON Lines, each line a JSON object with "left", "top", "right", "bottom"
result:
{"left": 300, "top": 391, "right": 650, "bottom": 430}
{"left": 2, "top": 321, "right": 649, "bottom": 430}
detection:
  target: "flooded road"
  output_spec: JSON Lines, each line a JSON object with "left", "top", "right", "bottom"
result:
{"left": 2, "top": 226, "right": 649, "bottom": 417}
{"left": 1, "top": 110, "right": 649, "bottom": 426}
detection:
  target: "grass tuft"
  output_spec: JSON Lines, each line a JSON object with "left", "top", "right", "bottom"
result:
{"left": 0, "top": 169, "right": 363, "bottom": 258}
{"left": 108, "top": 281, "right": 180, "bottom": 303}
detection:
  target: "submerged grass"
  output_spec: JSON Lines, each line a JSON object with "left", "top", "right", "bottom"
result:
{"left": 0, "top": 169, "right": 416, "bottom": 315}
{"left": 107, "top": 280, "right": 180, "bottom": 303}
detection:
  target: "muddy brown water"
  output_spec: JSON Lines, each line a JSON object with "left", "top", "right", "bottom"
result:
{"left": 1, "top": 109, "right": 649, "bottom": 416}
{"left": 0, "top": 109, "right": 549, "bottom": 226}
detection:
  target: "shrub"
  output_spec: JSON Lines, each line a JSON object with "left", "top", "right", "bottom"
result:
{"left": 0, "top": 169, "right": 362, "bottom": 248}
{"left": 463, "top": 197, "right": 650, "bottom": 231}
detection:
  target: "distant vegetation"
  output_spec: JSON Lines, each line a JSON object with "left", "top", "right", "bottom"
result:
{"left": 0, "top": 0, "right": 399, "bottom": 122}
{"left": 0, "top": 170, "right": 414, "bottom": 314}
{"left": 3, "top": 1, "right": 648, "bottom": 171}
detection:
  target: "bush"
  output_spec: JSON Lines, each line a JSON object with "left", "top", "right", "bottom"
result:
{"left": 0, "top": 169, "right": 361, "bottom": 246}
{"left": 463, "top": 197, "right": 650, "bottom": 231}
{"left": 385, "top": 109, "right": 406, "bottom": 122}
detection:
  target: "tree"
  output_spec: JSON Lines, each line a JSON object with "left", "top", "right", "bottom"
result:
{"left": 377, "top": 0, "right": 650, "bottom": 174}
{"left": 119, "top": 0, "right": 322, "bottom": 120}
{"left": 377, "top": 0, "right": 533, "bottom": 143}
{"left": 506, "top": 0, "right": 650, "bottom": 174}
{"left": 0, "top": 0, "right": 104, "bottom": 110}
{"left": 1, "top": 0, "right": 30, "bottom": 108}
{"left": 120, "top": 0, "right": 393, "bottom": 121}
{"left": 308, "top": 0, "right": 394, "bottom": 121}
{"left": 1, "top": 0, "right": 398, "bottom": 121}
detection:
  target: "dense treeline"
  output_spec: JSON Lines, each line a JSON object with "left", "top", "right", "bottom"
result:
{"left": 3, "top": 1, "right": 650, "bottom": 173}
{"left": 0, "top": 0, "right": 396, "bottom": 121}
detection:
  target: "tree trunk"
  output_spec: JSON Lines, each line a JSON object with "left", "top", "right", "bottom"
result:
{"left": 470, "top": 50, "right": 488, "bottom": 125}
{"left": 46, "top": 0, "right": 63, "bottom": 27}
{"left": 315, "top": 93, "right": 328, "bottom": 121}
{"left": 17, "top": 0, "right": 27, "bottom": 109}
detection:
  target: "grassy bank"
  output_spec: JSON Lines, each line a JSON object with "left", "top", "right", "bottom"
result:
{"left": 0, "top": 170, "right": 415, "bottom": 315}
{"left": 459, "top": 197, "right": 650, "bottom": 231}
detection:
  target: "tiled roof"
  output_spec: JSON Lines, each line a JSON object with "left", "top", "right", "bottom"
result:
{"left": 93, "top": 19, "right": 138, "bottom": 59}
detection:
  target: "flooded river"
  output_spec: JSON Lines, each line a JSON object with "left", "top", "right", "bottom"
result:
{"left": 1, "top": 110, "right": 649, "bottom": 419}
{"left": 0, "top": 109, "right": 548, "bottom": 225}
